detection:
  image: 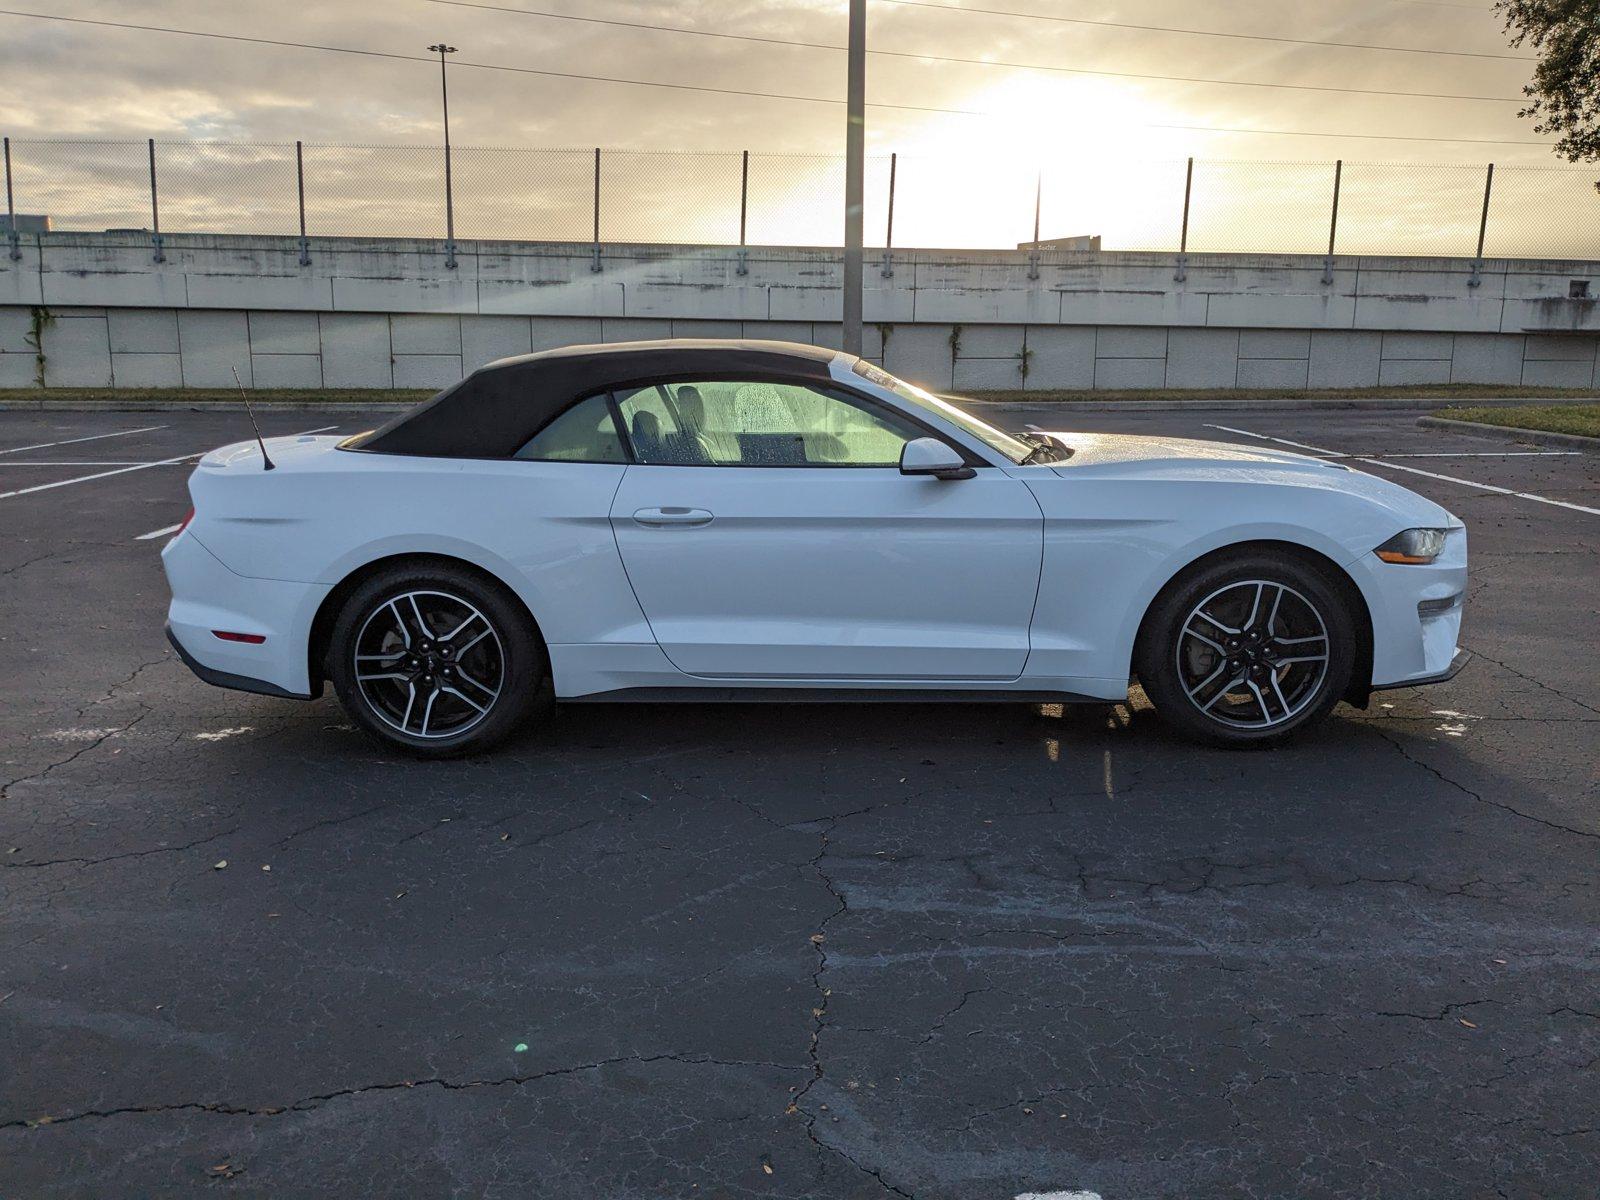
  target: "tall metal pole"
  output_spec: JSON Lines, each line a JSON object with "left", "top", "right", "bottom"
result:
{"left": 737, "top": 148, "right": 749, "bottom": 275}
{"left": 295, "top": 139, "right": 310, "bottom": 266}
{"left": 148, "top": 137, "right": 164, "bottom": 263}
{"left": 428, "top": 43, "right": 458, "bottom": 269}
{"left": 880, "top": 150, "right": 896, "bottom": 278}
{"left": 1470, "top": 162, "right": 1494, "bottom": 287}
{"left": 1027, "top": 171, "right": 1041, "bottom": 280}
{"left": 841, "top": 0, "right": 866, "bottom": 356}
{"left": 1174, "top": 156, "right": 1193, "bottom": 282}
{"left": 591, "top": 146, "right": 602, "bottom": 272}
{"left": 4, "top": 136, "right": 21, "bottom": 261}
{"left": 1322, "top": 158, "right": 1342, "bottom": 285}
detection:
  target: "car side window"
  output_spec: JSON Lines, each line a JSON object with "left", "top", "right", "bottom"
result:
{"left": 514, "top": 394, "right": 626, "bottom": 463}
{"left": 613, "top": 380, "right": 923, "bottom": 467}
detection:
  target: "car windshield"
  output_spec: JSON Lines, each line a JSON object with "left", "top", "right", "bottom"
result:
{"left": 852, "top": 360, "right": 1034, "bottom": 464}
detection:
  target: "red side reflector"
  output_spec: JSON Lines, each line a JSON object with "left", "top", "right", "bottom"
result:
{"left": 212, "top": 630, "right": 266, "bottom": 644}
{"left": 176, "top": 506, "right": 195, "bottom": 536}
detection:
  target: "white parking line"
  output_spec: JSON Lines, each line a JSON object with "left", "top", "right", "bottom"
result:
{"left": 1205, "top": 424, "right": 1600, "bottom": 517}
{"left": 0, "top": 425, "right": 339, "bottom": 503}
{"left": 0, "top": 424, "right": 168, "bottom": 455}
{"left": 0, "top": 460, "right": 193, "bottom": 467}
{"left": 135, "top": 522, "right": 184, "bottom": 541}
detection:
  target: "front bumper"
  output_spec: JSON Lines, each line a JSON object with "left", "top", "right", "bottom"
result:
{"left": 1351, "top": 526, "right": 1468, "bottom": 689}
{"left": 1370, "top": 646, "right": 1471, "bottom": 692}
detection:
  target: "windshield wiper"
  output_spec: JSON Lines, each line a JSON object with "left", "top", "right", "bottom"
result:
{"left": 1017, "top": 431, "right": 1072, "bottom": 465}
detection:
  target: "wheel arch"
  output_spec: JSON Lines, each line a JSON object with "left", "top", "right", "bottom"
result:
{"left": 308, "top": 552, "right": 545, "bottom": 692}
{"left": 1131, "top": 539, "right": 1375, "bottom": 705}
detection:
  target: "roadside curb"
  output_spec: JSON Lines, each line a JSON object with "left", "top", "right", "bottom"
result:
{"left": 1417, "top": 415, "right": 1600, "bottom": 452}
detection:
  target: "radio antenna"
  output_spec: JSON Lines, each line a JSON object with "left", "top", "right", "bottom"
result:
{"left": 231, "top": 366, "right": 275, "bottom": 471}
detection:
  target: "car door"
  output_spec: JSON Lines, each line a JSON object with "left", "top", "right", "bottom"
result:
{"left": 607, "top": 378, "right": 1044, "bottom": 681}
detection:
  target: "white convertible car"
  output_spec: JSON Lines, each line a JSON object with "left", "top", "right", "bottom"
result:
{"left": 163, "top": 340, "right": 1467, "bottom": 755}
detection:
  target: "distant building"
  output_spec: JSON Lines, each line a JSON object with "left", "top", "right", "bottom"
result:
{"left": 1, "top": 213, "right": 51, "bottom": 234}
{"left": 1017, "top": 234, "right": 1101, "bottom": 252}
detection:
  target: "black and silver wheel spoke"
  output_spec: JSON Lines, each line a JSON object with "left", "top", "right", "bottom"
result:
{"left": 353, "top": 589, "right": 505, "bottom": 740}
{"left": 1175, "top": 577, "right": 1331, "bottom": 731}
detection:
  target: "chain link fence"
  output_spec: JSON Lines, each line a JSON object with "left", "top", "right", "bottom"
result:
{"left": 4, "top": 138, "right": 1598, "bottom": 260}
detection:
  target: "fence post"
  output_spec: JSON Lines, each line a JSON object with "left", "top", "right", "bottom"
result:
{"left": 4, "top": 137, "right": 21, "bottom": 261}
{"left": 1175, "top": 156, "right": 1193, "bottom": 282}
{"left": 296, "top": 140, "right": 311, "bottom": 267}
{"left": 147, "top": 138, "right": 165, "bottom": 263}
{"left": 1323, "top": 159, "right": 1342, "bottom": 285}
{"left": 880, "top": 151, "right": 896, "bottom": 278}
{"left": 1469, "top": 162, "right": 1493, "bottom": 288}
{"left": 736, "top": 149, "right": 749, "bottom": 276}
{"left": 591, "top": 147, "right": 602, "bottom": 273}
{"left": 1024, "top": 172, "right": 1042, "bottom": 281}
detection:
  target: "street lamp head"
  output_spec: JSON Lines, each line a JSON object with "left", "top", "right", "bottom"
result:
{"left": 428, "top": 43, "right": 457, "bottom": 54}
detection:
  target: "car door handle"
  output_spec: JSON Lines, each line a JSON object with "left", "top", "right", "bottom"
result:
{"left": 632, "top": 506, "right": 714, "bottom": 528}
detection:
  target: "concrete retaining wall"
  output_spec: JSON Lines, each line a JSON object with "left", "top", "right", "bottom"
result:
{"left": 3, "top": 233, "right": 1597, "bottom": 391}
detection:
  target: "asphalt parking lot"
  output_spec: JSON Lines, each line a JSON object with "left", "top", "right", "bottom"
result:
{"left": 1, "top": 402, "right": 1596, "bottom": 1199}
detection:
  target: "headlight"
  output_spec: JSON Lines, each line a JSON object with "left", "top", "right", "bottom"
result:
{"left": 1375, "top": 528, "right": 1449, "bottom": 564}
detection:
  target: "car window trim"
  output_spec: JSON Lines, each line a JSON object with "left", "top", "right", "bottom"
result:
{"left": 608, "top": 378, "right": 990, "bottom": 470}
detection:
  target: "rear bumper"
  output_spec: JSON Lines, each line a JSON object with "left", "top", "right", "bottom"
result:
{"left": 166, "top": 623, "right": 316, "bottom": 700}
{"left": 162, "top": 530, "right": 328, "bottom": 699}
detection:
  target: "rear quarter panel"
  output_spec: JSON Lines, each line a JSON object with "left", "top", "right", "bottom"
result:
{"left": 187, "top": 449, "right": 651, "bottom": 647}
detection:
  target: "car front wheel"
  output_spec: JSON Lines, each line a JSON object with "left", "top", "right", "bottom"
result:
{"left": 1135, "top": 550, "right": 1357, "bottom": 748}
{"left": 327, "top": 563, "right": 545, "bottom": 757}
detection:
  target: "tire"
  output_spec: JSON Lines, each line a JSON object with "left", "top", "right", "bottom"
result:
{"left": 1134, "top": 549, "right": 1357, "bottom": 749}
{"left": 327, "top": 562, "right": 546, "bottom": 758}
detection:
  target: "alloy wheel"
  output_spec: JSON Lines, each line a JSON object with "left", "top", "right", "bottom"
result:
{"left": 1174, "top": 579, "right": 1331, "bottom": 730}
{"left": 352, "top": 589, "right": 505, "bottom": 740}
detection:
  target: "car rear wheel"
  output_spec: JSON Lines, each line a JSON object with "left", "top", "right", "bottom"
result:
{"left": 328, "top": 563, "right": 545, "bottom": 757}
{"left": 1135, "top": 550, "right": 1356, "bottom": 748}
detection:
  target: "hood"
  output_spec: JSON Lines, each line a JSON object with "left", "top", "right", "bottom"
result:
{"left": 1037, "top": 431, "right": 1460, "bottom": 528}
{"left": 1041, "top": 431, "right": 1339, "bottom": 472}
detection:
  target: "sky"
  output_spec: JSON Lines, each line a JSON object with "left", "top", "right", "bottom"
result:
{"left": 1, "top": 0, "right": 1593, "bottom": 252}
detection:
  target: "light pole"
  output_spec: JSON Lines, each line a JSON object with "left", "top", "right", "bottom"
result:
{"left": 841, "top": 0, "right": 865, "bottom": 356}
{"left": 428, "top": 42, "right": 459, "bottom": 269}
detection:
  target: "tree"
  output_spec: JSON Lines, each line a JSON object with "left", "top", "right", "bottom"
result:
{"left": 1497, "top": 0, "right": 1600, "bottom": 169}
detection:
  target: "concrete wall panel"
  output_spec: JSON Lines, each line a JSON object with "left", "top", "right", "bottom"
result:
{"left": 0, "top": 350, "right": 36, "bottom": 387}
{"left": 1165, "top": 328, "right": 1239, "bottom": 389}
{"left": 176, "top": 311, "right": 252, "bottom": 387}
{"left": 1378, "top": 358, "right": 1451, "bottom": 386}
{"left": 1097, "top": 326, "right": 1167, "bottom": 358}
{"left": 1095, "top": 357, "right": 1166, "bottom": 390}
{"left": 1236, "top": 357, "right": 1309, "bottom": 390}
{"left": 462, "top": 315, "right": 534, "bottom": 369}
{"left": 954, "top": 356, "right": 1024, "bottom": 391}
{"left": 249, "top": 312, "right": 319, "bottom": 355}
{"left": 1522, "top": 358, "right": 1593, "bottom": 388}
{"left": 601, "top": 318, "right": 673, "bottom": 342}
{"left": 391, "top": 314, "right": 461, "bottom": 355}
{"left": 107, "top": 309, "right": 179, "bottom": 354}
{"left": 530, "top": 317, "right": 603, "bottom": 351}
{"left": 320, "top": 313, "right": 393, "bottom": 388}
{"left": 883, "top": 323, "right": 954, "bottom": 391}
{"left": 393, "top": 355, "right": 463, "bottom": 389}
{"left": 111, "top": 353, "right": 183, "bottom": 388}
{"left": 1382, "top": 332, "right": 1455, "bottom": 361}
{"left": 0, "top": 307, "right": 33, "bottom": 353}
{"left": 41, "top": 313, "right": 112, "bottom": 387}
{"left": 1239, "top": 329, "right": 1310, "bottom": 359}
{"left": 1307, "top": 331, "right": 1382, "bottom": 388}
{"left": 1450, "top": 333, "right": 1524, "bottom": 384}
{"left": 959, "top": 325, "right": 1025, "bottom": 358}
{"left": 1021, "top": 327, "right": 1095, "bottom": 390}
{"left": 251, "top": 353, "right": 322, "bottom": 388}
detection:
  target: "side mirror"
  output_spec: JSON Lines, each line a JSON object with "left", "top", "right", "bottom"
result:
{"left": 900, "top": 437, "right": 975, "bottom": 480}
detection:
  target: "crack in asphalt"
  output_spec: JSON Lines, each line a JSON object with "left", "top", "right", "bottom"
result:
{"left": 0, "top": 706, "right": 151, "bottom": 804}
{"left": 1468, "top": 649, "right": 1600, "bottom": 718}
{"left": 1375, "top": 1000, "right": 1495, "bottom": 1021}
{"left": 3, "top": 825, "right": 238, "bottom": 870}
{"left": 0, "top": 1052, "right": 806, "bottom": 1133}
{"left": 1369, "top": 725, "right": 1600, "bottom": 842}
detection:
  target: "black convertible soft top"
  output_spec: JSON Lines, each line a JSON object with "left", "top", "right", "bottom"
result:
{"left": 350, "top": 339, "right": 841, "bottom": 459}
